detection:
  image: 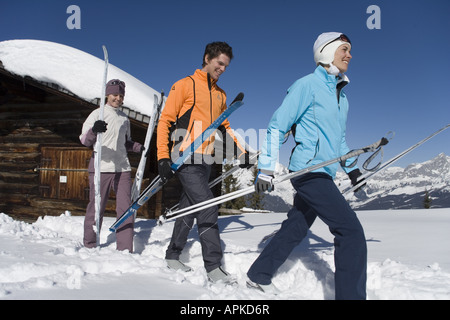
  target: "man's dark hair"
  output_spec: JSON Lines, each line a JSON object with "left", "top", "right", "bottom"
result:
{"left": 202, "top": 42, "right": 233, "bottom": 67}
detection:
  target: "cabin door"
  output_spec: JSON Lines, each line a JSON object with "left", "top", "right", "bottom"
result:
{"left": 38, "top": 146, "right": 91, "bottom": 200}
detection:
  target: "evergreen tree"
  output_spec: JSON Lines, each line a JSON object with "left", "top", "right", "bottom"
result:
{"left": 221, "top": 163, "right": 246, "bottom": 211}
{"left": 247, "top": 166, "right": 265, "bottom": 210}
{"left": 423, "top": 189, "right": 432, "bottom": 209}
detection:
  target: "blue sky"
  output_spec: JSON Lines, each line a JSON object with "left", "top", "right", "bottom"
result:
{"left": 2, "top": 0, "right": 449, "bottom": 168}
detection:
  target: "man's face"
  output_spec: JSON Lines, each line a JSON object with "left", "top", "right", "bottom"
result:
{"left": 203, "top": 53, "right": 230, "bottom": 81}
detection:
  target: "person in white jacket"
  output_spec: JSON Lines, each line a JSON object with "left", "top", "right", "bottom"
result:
{"left": 80, "top": 79, "right": 143, "bottom": 252}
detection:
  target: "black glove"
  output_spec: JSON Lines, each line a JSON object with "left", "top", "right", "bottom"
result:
{"left": 348, "top": 169, "right": 366, "bottom": 193}
{"left": 255, "top": 170, "right": 275, "bottom": 193}
{"left": 158, "top": 158, "right": 174, "bottom": 184}
{"left": 92, "top": 120, "right": 107, "bottom": 134}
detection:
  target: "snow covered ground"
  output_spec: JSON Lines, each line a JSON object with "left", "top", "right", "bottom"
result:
{"left": 1, "top": 208, "right": 449, "bottom": 300}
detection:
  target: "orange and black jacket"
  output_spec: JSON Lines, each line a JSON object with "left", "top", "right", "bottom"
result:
{"left": 157, "top": 69, "right": 246, "bottom": 162}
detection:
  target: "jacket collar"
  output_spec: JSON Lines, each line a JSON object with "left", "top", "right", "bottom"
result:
{"left": 105, "top": 104, "right": 120, "bottom": 114}
{"left": 314, "top": 65, "right": 350, "bottom": 91}
{"left": 315, "top": 65, "right": 337, "bottom": 85}
{"left": 195, "top": 69, "right": 218, "bottom": 88}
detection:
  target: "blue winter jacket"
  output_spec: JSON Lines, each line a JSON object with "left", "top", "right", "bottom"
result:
{"left": 258, "top": 66, "right": 357, "bottom": 179}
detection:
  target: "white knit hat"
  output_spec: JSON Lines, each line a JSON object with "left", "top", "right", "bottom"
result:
{"left": 313, "top": 32, "right": 351, "bottom": 66}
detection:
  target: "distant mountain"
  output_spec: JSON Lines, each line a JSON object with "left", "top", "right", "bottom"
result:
{"left": 233, "top": 153, "right": 450, "bottom": 211}
{"left": 340, "top": 153, "right": 450, "bottom": 210}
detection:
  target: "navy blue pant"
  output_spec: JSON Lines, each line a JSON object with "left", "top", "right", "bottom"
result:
{"left": 165, "top": 162, "right": 222, "bottom": 272}
{"left": 247, "top": 172, "right": 367, "bottom": 300}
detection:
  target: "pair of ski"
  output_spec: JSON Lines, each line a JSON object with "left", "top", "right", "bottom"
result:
{"left": 93, "top": 46, "right": 109, "bottom": 246}
{"left": 131, "top": 91, "right": 165, "bottom": 202}
{"left": 109, "top": 92, "right": 245, "bottom": 232}
{"left": 159, "top": 123, "right": 450, "bottom": 226}
{"left": 157, "top": 135, "right": 391, "bottom": 225}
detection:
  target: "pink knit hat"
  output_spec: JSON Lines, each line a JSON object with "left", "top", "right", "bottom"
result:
{"left": 105, "top": 79, "right": 126, "bottom": 96}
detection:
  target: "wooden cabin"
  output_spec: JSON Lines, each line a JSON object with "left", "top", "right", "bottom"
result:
{"left": 0, "top": 63, "right": 221, "bottom": 222}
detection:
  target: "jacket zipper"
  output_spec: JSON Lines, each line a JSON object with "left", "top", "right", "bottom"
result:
{"left": 207, "top": 73, "right": 213, "bottom": 124}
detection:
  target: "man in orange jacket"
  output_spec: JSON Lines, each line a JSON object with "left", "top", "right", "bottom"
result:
{"left": 157, "top": 42, "right": 248, "bottom": 283}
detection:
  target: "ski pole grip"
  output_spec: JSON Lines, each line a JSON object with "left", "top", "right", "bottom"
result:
{"left": 380, "top": 137, "right": 389, "bottom": 146}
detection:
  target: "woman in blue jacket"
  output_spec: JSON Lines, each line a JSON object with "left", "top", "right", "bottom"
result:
{"left": 247, "top": 32, "right": 366, "bottom": 300}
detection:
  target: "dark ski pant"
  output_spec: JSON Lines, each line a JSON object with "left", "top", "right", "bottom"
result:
{"left": 247, "top": 172, "right": 367, "bottom": 300}
{"left": 84, "top": 172, "right": 134, "bottom": 252}
{"left": 165, "top": 162, "right": 222, "bottom": 273}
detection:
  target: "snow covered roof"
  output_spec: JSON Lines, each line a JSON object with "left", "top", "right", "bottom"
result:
{"left": 0, "top": 39, "right": 160, "bottom": 122}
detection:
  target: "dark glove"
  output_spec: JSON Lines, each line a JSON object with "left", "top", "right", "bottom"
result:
{"left": 92, "top": 120, "right": 107, "bottom": 134}
{"left": 140, "top": 145, "right": 146, "bottom": 154}
{"left": 158, "top": 158, "right": 174, "bottom": 184}
{"left": 255, "top": 170, "right": 274, "bottom": 193}
{"left": 348, "top": 169, "right": 366, "bottom": 193}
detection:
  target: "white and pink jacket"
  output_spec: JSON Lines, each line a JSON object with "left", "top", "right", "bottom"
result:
{"left": 80, "top": 104, "right": 142, "bottom": 173}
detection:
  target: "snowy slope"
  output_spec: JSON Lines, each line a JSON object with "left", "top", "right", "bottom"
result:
{"left": 1, "top": 209, "right": 450, "bottom": 300}
{"left": 0, "top": 39, "right": 159, "bottom": 117}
